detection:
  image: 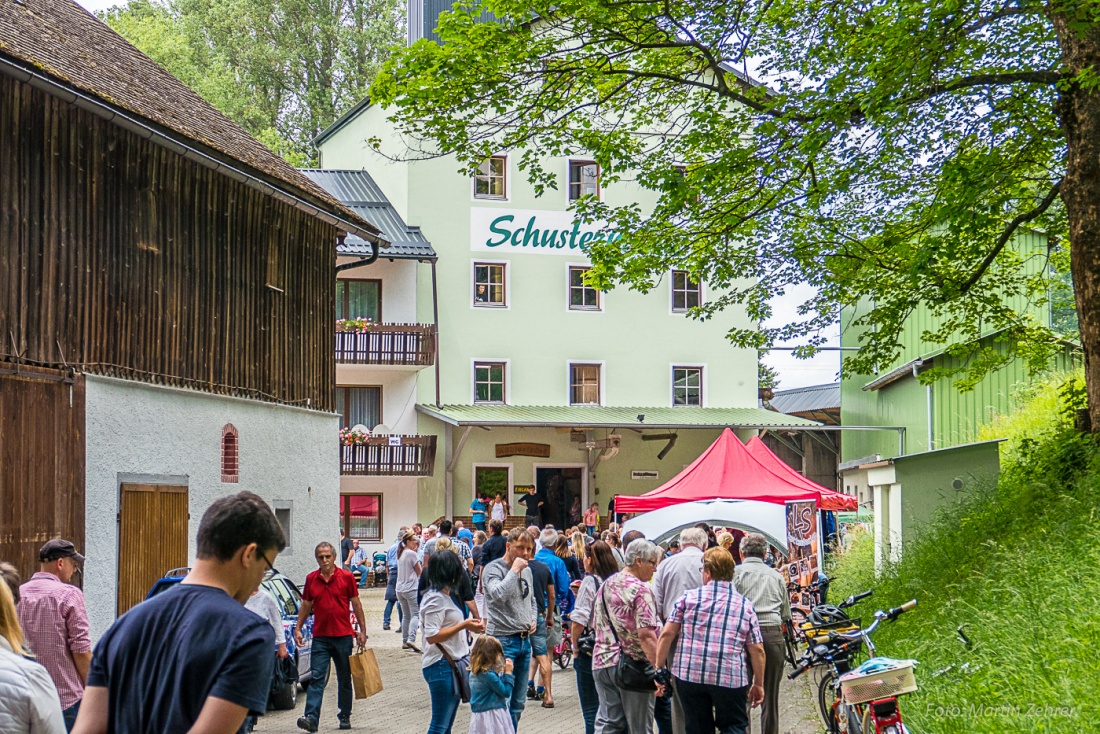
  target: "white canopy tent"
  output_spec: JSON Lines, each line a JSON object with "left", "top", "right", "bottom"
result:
{"left": 621, "top": 499, "right": 789, "bottom": 553}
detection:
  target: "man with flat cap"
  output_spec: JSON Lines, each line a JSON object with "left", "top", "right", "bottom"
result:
{"left": 18, "top": 538, "right": 91, "bottom": 731}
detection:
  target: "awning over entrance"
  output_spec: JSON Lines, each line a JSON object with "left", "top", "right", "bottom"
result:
{"left": 415, "top": 404, "right": 818, "bottom": 429}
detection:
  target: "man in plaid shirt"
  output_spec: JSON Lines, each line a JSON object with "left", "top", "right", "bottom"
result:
{"left": 656, "top": 547, "right": 765, "bottom": 734}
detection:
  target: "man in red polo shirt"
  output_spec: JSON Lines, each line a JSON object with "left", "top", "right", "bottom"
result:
{"left": 294, "top": 541, "right": 368, "bottom": 732}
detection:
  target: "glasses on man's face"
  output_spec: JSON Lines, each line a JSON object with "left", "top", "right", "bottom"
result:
{"left": 260, "top": 552, "right": 280, "bottom": 582}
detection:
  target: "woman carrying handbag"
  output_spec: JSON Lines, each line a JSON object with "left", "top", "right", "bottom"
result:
{"left": 570, "top": 541, "right": 621, "bottom": 734}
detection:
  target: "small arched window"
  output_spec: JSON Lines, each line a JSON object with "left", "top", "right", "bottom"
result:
{"left": 221, "top": 424, "right": 239, "bottom": 483}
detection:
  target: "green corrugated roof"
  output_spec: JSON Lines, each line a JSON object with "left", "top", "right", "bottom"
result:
{"left": 416, "top": 404, "right": 818, "bottom": 428}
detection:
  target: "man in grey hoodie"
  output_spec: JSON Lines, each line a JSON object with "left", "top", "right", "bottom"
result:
{"left": 481, "top": 527, "right": 537, "bottom": 731}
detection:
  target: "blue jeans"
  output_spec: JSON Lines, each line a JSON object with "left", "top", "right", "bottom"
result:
{"left": 384, "top": 598, "right": 403, "bottom": 626}
{"left": 351, "top": 563, "right": 369, "bottom": 587}
{"left": 423, "top": 658, "right": 460, "bottom": 734}
{"left": 574, "top": 653, "right": 598, "bottom": 734}
{"left": 304, "top": 635, "right": 354, "bottom": 722}
{"left": 63, "top": 701, "right": 80, "bottom": 732}
{"left": 499, "top": 634, "right": 532, "bottom": 731}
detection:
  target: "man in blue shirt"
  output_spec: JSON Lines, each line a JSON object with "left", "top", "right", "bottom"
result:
{"left": 470, "top": 494, "right": 487, "bottom": 531}
{"left": 533, "top": 529, "right": 570, "bottom": 709}
{"left": 383, "top": 527, "right": 406, "bottom": 631}
{"left": 74, "top": 491, "right": 285, "bottom": 734}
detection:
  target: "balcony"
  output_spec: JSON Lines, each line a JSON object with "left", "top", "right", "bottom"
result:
{"left": 340, "top": 435, "right": 438, "bottom": 476}
{"left": 335, "top": 323, "right": 436, "bottom": 366}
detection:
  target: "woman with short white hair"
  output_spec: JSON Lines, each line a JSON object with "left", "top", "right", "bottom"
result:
{"left": 592, "top": 539, "right": 663, "bottom": 733}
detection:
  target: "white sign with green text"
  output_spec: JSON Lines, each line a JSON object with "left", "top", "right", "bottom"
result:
{"left": 470, "top": 207, "right": 623, "bottom": 256}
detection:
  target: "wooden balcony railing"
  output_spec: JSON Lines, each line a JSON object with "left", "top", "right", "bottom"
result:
{"left": 335, "top": 324, "right": 436, "bottom": 366}
{"left": 340, "top": 435, "right": 438, "bottom": 476}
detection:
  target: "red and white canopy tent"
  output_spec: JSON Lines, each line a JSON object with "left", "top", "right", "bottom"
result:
{"left": 614, "top": 428, "right": 856, "bottom": 515}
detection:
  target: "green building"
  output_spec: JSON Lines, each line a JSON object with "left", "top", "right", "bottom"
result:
{"left": 838, "top": 229, "right": 1079, "bottom": 568}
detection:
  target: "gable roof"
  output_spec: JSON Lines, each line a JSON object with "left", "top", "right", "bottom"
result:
{"left": 300, "top": 170, "right": 436, "bottom": 259}
{"left": 0, "top": 0, "right": 382, "bottom": 242}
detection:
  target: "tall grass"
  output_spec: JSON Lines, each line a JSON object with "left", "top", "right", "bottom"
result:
{"left": 825, "top": 370, "right": 1100, "bottom": 733}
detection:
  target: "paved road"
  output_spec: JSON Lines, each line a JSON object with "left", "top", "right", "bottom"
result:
{"left": 259, "top": 588, "right": 822, "bottom": 734}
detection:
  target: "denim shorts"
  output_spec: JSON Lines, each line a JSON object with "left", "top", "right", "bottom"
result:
{"left": 531, "top": 614, "right": 548, "bottom": 657}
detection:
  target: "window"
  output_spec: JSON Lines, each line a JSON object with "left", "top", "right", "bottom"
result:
{"left": 568, "top": 161, "right": 600, "bottom": 201}
{"left": 568, "top": 266, "right": 600, "bottom": 310}
{"left": 476, "top": 466, "right": 511, "bottom": 498}
{"left": 474, "top": 362, "right": 506, "bottom": 403}
{"left": 570, "top": 363, "right": 601, "bottom": 405}
{"left": 473, "top": 263, "right": 506, "bottom": 306}
{"left": 341, "top": 494, "right": 382, "bottom": 542}
{"left": 474, "top": 156, "right": 507, "bottom": 199}
{"left": 671, "top": 270, "right": 702, "bottom": 312}
{"left": 336, "top": 386, "right": 382, "bottom": 430}
{"left": 673, "top": 367, "right": 703, "bottom": 406}
{"left": 336, "top": 279, "right": 381, "bottom": 322}
{"left": 221, "top": 424, "right": 239, "bottom": 483}
{"left": 273, "top": 501, "right": 292, "bottom": 553}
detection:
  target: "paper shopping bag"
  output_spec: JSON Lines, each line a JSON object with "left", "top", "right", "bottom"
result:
{"left": 349, "top": 646, "right": 384, "bottom": 699}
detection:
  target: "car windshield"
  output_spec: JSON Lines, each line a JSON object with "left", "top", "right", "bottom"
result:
{"left": 264, "top": 577, "right": 299, "bottom": 617}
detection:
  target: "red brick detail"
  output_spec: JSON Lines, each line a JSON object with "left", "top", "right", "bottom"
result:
{"left": 221, "top": 424, "right": 239, "bottom": 483}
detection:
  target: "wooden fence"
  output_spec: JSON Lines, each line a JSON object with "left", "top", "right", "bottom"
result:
{"left": 0, "top": 365, "right": 85, "bottom": 585}
{"left": 334, "top": 325, "right": 436, "bottom": 366}
{"left": 340, "top": 435, "right": 437, "bottom": 476}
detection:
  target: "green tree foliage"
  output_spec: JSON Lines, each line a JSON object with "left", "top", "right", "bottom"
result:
{"left": 370, "top": 0, "right": 1100, "bottom": 421}
{"left": 102, "top": 0, "right": 404, "bottom": 164}
{"left": 758, "top": 362, "right": 780, "bottom": 391}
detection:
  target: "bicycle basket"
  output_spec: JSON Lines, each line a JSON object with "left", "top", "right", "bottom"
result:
{"left": 840, "top": 660, "right": 917, "bottom": 705}
{"left": 801, "top": 617, "right": 861, "bottom": 645}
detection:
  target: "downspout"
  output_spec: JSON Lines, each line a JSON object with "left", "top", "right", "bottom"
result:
{"left": 333, "top": 236, "right": 379, "bottom": 273}
{"left": 431, "top": 258, "right": 442, "bottom": 408}
{"left": 911, "top": 362, "right": 932, "bottom": 453}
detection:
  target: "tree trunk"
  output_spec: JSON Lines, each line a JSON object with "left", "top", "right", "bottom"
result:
{"left": 1053, "top": 13, "right": 1100, "bottom": 431}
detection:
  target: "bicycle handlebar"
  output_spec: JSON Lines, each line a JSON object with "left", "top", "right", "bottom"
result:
{"left": 840, "top": 590, "right": 873, "bottom": 608}
{"left": 885, "top": 599, "right": 917, "bottom": 621}
{"left": 788, "top": 662, "right": 811, "bottom": 680}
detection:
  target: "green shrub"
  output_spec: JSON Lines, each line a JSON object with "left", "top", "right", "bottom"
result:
{"left": 822, "top": 371, "right": 1100, "bottom": 733}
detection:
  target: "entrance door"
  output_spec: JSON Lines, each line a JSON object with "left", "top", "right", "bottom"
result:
{"left": 118, "top": 483, "right": 188, "bottom": 615}
{"left": 535, "top": 467, "right": 584, "bottom": 530}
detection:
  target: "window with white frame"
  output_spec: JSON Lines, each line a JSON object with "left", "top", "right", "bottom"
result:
{"left": 474, "top": 156, "right": 507, "bottom": 199}
{"left": 473, "top": 263, "right": 506, "bottom": 306}
{"left": 568, "top": 161, "right": 600, "bottom": 201}
{"left": 673, "top": 366, "right": 703, "bottom": 406}
{"left": 568, "top": 266, "right": 600, "bottom": 310}
{"left": 474, "top": 362, "right": 506, "bottom": 403}
{"left": 570, "top": 363, "right": 601, "bottom": 405}
{"left": 671, "top": 270, "right": 702, "bottom": 311}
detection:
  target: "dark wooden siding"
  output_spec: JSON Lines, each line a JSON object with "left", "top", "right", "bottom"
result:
{"left": 0, "top": 365, "right": 85, "bottom": 584}
{"left": 0, "top": 73, "right": 336, "bottom": 410}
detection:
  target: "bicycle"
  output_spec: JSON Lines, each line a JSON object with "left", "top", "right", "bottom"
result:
{"left": 553, "top": 612, "right": 573, "bottom": 669}
{"left": 784, "top": 589, "right": 873, "bottom": 667}
{"left": 790, "top": 599, "right": 918, "bottom": 734}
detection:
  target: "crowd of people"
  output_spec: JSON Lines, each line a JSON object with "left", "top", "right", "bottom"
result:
{"left": 0, "top": 491, "right": 794, "bottom": 734}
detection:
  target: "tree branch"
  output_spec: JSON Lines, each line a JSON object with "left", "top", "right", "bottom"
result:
{"left": 955, "top": 180, "right": 1063, "bottom": 295}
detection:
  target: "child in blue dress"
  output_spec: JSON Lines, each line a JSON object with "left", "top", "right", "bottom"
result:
{"left": 468, "top": 635, "right": 514, "bottom": 734}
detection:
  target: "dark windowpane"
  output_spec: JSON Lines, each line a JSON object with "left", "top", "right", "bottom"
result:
{"left": 337, "top": 387, "right": 381, "bottom": 428}
{"left": 569, "top": 162, "right": 600, "bottom": 200}
{"left": 475, "top": 157, "right": 507, "bottom": 198}
{"left": 475, "top": 362, "right": 506, "bottom": 403}
{"left": 337, "top": 280, "right": 381, "bottom": 321}
{"left": 474, "top": 263, "right": 506, "bottom": 305}
{"left": 569, "top": 267, "right": 599, "bottom": 309}
{"left": 342, "top": 494, "right": 381, "bottom": 541}
{"left": 673, "top": 367, "right": 702, "bottom": 406}
{"left": 671, "top": 270, "right": 701, "bottom": 312}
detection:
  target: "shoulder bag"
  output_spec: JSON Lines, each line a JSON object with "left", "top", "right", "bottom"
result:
{"left": 598, "top": 584, "right": 658, "bottom": 692}
{"left": 436, "top": 643, "right": 471, "bottom": 703}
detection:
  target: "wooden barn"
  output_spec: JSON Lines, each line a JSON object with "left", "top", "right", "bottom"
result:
{"left": 0, "top": 0, "right": 386, "bottom": 635}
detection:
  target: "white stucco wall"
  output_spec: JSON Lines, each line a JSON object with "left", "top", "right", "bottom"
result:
{"left": 83, "top": 375, "right": 339, "bottom": 640}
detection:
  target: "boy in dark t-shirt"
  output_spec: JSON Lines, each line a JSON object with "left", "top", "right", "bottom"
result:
{"left": 74, "top": 492, "right": 287, "bottom": 734}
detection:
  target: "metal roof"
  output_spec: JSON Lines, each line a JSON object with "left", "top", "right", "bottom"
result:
{"left": 769, "top": 382, "right": 840, "bottom": 414}
{"left": 416, "top": 404, "right": 818, "bottom": 429}
{"left": 300, "top": 169, "right": 437, "bottom": 260}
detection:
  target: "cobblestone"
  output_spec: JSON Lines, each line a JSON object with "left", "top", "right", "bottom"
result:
{"left": 258, "top": 588, "right": 822, "bottom": 734}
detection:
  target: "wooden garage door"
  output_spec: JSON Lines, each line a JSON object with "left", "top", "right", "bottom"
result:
{"left": 117, "top": 484, "right": 188, "bottom": 615}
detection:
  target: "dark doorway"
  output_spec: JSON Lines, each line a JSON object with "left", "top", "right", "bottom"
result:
{"left": 535, "top": 467, "right": 584, "bottom": 530}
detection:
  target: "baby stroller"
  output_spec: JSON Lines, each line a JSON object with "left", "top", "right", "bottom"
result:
{"left": 372, "top": 552, "right": 388, "bottom": 587}
{"left": 553, "top": 613, "right": 573, "bottom": 669}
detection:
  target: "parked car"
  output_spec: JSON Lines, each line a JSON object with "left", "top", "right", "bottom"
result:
{"left": 146, "top": 568, "right": 314, "bottom": 709}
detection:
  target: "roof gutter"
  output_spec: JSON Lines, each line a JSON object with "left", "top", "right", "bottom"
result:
{"left": 0, "top": 55, "right": 387, "bottom": 246}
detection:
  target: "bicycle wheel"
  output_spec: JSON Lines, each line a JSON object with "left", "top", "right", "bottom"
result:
{"left": 816, "top": 670, "right": 839, "bottom": 729}
{"left": 783, "top": 625, "right": 800, "bottom": 667}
